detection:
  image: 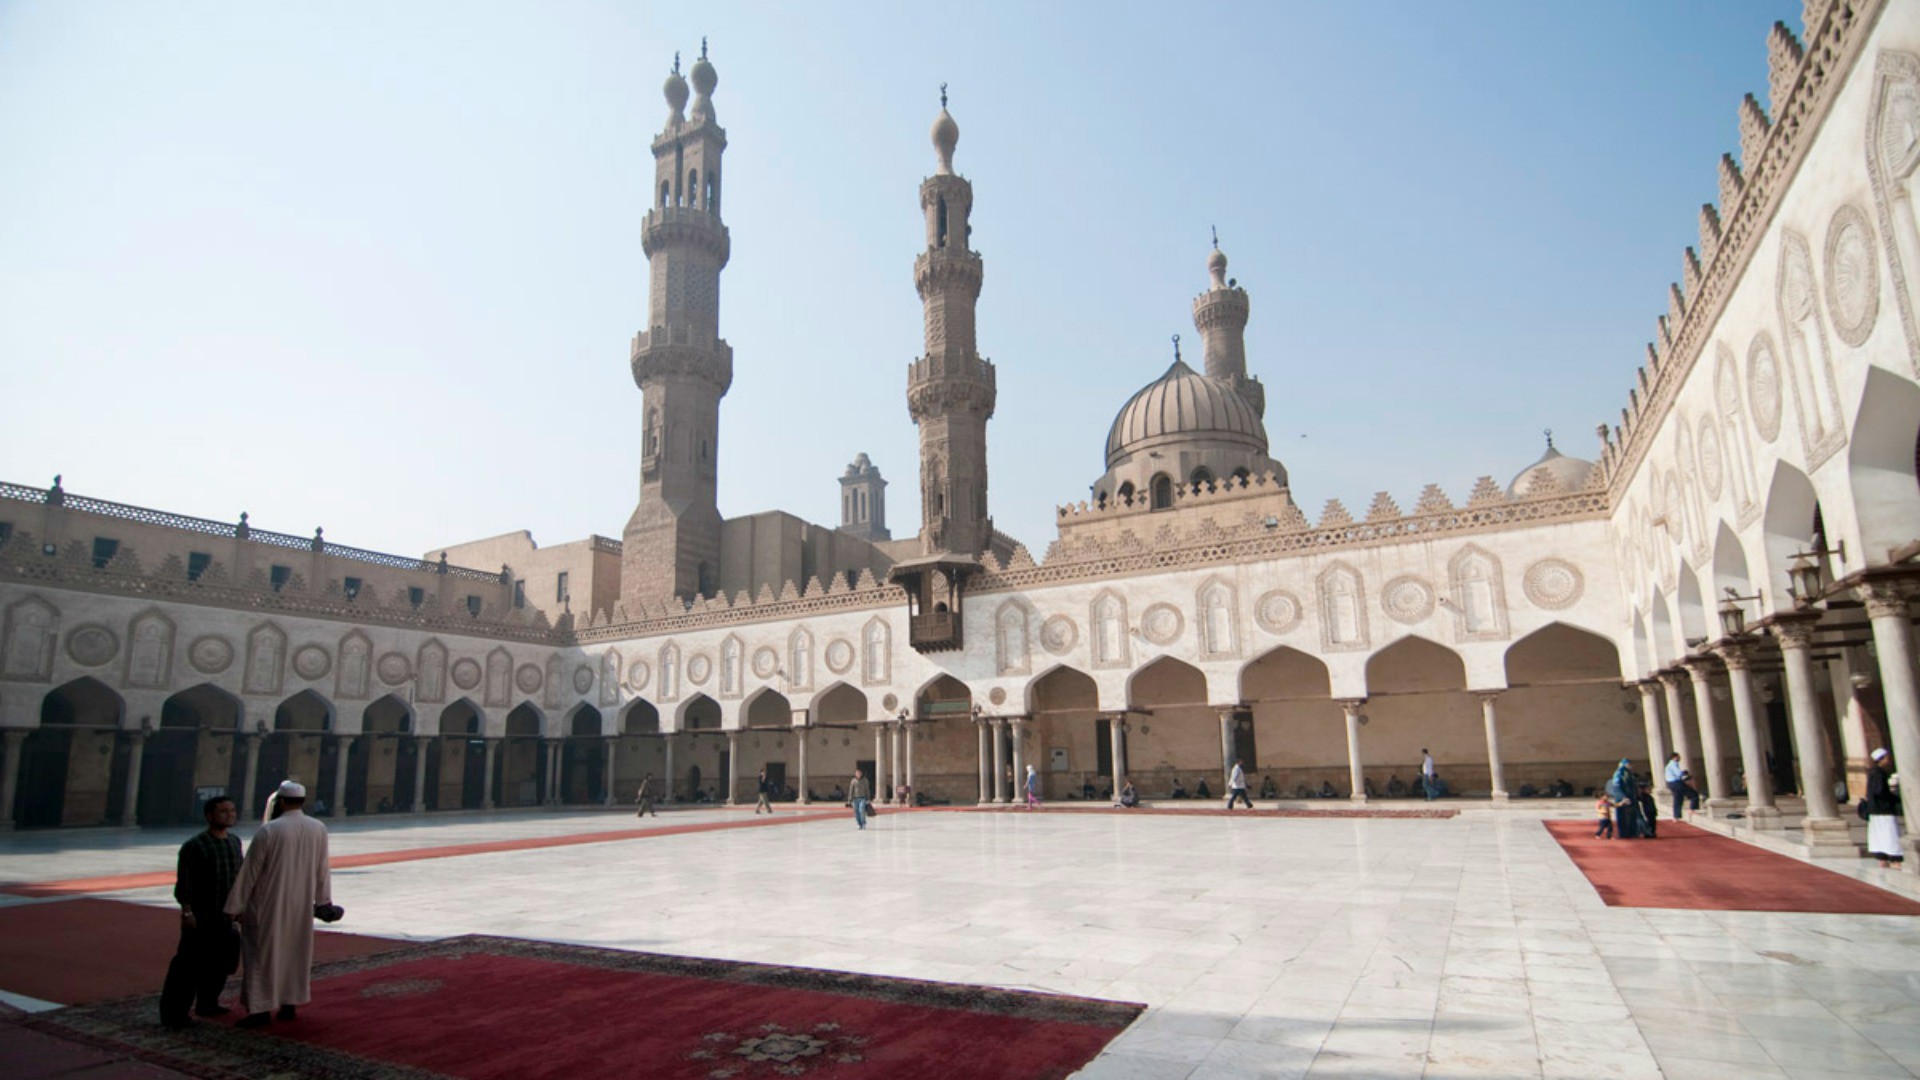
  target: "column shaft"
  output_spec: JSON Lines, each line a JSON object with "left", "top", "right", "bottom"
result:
{"left": 1684, "top": 664, "right": 1732, "bottom": 804}
{"left": 120, "top": 732, "right": 146, "bottom": 828}
{"left": 976, "top": 720, "right": 990, "bottom": 805}
{"left": 480, "top": 738, "right": 497, "bottom": 810}
{"left": 1109, "top": 715, "right": 1127, "bottom": 800}
{"left": 1009, "top": 720, "right": 1026, "bottom": 803}
{"left": 1776, "top": 620, "right": 1839, "bottom": 819}
{"left": 1659, "top": 674, "right": 1696, "bottom": 780}
{"left": 1862, "top": 582, "right": 1920, "bottom": 862}
{"left": 797, "top": 724, "right": 811, "bottom": 805}
{"left": 1719, "top": 645, "right": 1777, "bottom": 821}
{"left": 873, "top": 727, "right": 888, "bottom": 804}
{"left": 664, "top": 735, "right": 676, "bottom": 804}
{"left": 0, "top": 729, "right": 29, "bottom": 829}
{"left": 1340, "top": 700, "right": 1367, "bottom": 803}
{"left": 725, "top": 732, "right": 741, "bottom": 805}
{"left": 904, "top": 723, "right": 916, "bottom": 793}
{"left": 604, "top": 737, "right": 618, "bottom": 807}
{"left": 1479, "top": 693, "right": 1507, "bottom": 801}
{"left": 990, "top": 719, "right": 1008, "bottom": 803}
{"left": 410, "top": 736, "right": 429, "bottom": 813}
{"left": 243, "top": 735, "right": 265, "bottom": 818}
{"left": 1637, "top": 683, "right": 1668, "bottom": 775}
{"left": 1218, "top": 710, "right": 1235, "bottom": 791}
{"left": 334, "top": 736, "right": 356, "bottom": 817}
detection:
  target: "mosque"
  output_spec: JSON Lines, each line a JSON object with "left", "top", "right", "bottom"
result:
{"left": 2, "top": 1, "right": 1917, "bottom": 874}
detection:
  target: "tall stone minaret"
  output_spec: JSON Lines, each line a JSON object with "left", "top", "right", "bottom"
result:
{"left": 1192, "top": 231, "right": 1263, "bottom": 418}
{"left": 907, "top": 88, "right": 996, "bottom": 557}
{"left": 623, "top": 44, "right": 733, "bottom": 608}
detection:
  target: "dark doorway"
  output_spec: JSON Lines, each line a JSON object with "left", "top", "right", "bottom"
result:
{"left": 138, "top": 728, "right": 200, "bottom": 826}
{"left": 460, "top": 740, "right": 487, "bottom": 808}
{"left": 13, "top": 728, "right": 72, "bottom": 828}
{"left": 1095, "top": 719, "right": 1114, "bottom": 777}
{"left": 345, "top": 736, "right": 371, "bottom": 815}
{"left": 393, "top": 737, "right": 419, "bottom": 812}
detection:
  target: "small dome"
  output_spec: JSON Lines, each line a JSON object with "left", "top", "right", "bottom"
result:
{"left": 1206, "top": 245, "right": 1228, "bottom": 288}
{"left": 664, "top": 69, "right": 689, "bottom": 118}
{"left": 1507, "top": 442, "right": 1593, "bottom": 497}
{"left": 844, "top": 452, "right": 875, "bottom": 477}
{"left": 932, "top": 108, "right": 959, "bottom": 174}
{"left": 1104, "top": 359, "right": 1266, "bottom": 469}
{"left": 689, "top": 56, "right": 717, "bottom": 98}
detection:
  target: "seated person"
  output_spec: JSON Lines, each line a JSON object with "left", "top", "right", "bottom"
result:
{"left": 1294, "top": 783, "right": 1313, "bottom": 799}
{"left": 1117, "top": 779, "right": 1139, "bottom": 808}
{"left": 1081, "top": 779, "right": 1097, "bottom": 801}
{"left": 829, "top": 783, "right": 845, "bottom": 802}
{"left": 1169, "top": 779, "right": 1189, "bottom": 799}
{"left": 1195, "top": 778, "right": 1213, "bottom": 800}
{"left": 376, "top": 796, "right": 394, "bottom": 813}
{"left": 1386, "top": 774, "right": 1408, "bottom": 798}
{"left": 1364, "top": 777, "right": 1379, "bottom": 798}
{"left": 1258, "top": 776, "right": 1278, "bottom": 800}
{"left": 1548, "top": 779, "right": 1573, "bottom": 797}
{"left": 806, "top": 787, "right": 822, "bottom": 803}
{"left": 1517, "top": 783, "right": 1539, "bottom": 799}
{"left": 1318, "top": 780, "right": 1337, "bottom": 799}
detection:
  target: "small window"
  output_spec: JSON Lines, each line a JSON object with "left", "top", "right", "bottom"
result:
{"left": 1116, "top": 482, "right": 1135, "bottom": 506}
{"left": 269, "top": 564, "right": 291, "bottom": 592}
{"left": 408, "top": 586, "right": 425, "bottom": 609}
{"left": 699, "top": 438, "right": 709, "bottom": 461}
{"left": 466, "top": 595, "right": 482, "bottom": 618}
{"left": 513, "top": 580, "right": 526, "bottom": 609}
{"left": 556, "top": 571, "right": 570, "bottom": 603}
{"left": 187, "top": 552, "right": 211, "bottom": 581}
{"left": 0, "top": 522, "right": 12, "bottom": 547}
{"left": 91, "top": 537, "right": 119, "bottom": 569}
{"left": 343, "top": 576, "right": 363, "bottom": 601}
{"left": 1150, "top": 474, "right": 1174, "bottom": 511}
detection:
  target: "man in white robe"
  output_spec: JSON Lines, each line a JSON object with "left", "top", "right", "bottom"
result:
{"left": 224, "top": 780, "right": 332, "bottom": 1027}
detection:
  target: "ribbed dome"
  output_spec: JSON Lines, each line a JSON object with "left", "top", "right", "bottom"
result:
{"left": 1104, "top": 359, "right": 1266, "bottom": 468}
{"left": 1507, "top": 444, "right": 1594, "bottom": 497}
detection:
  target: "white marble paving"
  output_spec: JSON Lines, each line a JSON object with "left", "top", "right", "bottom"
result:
{"left": 3, "top": 805, "right": 1920, "bottom": 1078}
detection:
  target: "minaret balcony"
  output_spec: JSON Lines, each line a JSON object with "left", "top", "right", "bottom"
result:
{"left": 913, "top": 250, "right": 982, "bottom": 297}
{"left": 642, "top": 207, "right": 730, "bottom": 263}
{"left": 631, "top": 332, "right": 734, "bottom": 394}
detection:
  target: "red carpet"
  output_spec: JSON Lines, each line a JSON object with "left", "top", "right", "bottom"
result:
{"left": 27, "top": 936, "right": 1143, "bottom": 1080}
{"left": 0, "top": 898, "right": 404, "bottom": 1006}
{"left": 1544, "top": 820, "right": 1920, "bottom": 915}
{"left": 962, "top": 804, "right": 1458, "bottom": 819}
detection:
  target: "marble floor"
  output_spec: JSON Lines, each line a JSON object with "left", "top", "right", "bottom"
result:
{"left": 4, "top": 805, "right": 1920, "bottom": 1080}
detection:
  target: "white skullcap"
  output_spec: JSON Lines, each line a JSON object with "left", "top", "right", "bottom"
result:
{"left": 277, "top": 780, "right": 307, "bottom": 798}
{"left": 1872, "top": 748, "right": 1890, "bottom": 762}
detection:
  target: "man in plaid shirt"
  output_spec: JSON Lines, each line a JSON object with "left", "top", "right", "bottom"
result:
{"left": 159, "top": 795, "right": 243, "bottom": 1028}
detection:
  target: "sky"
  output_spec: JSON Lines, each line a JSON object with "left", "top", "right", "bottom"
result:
{"left": 0, "top": 0, "right": 1803, "bottom": 565}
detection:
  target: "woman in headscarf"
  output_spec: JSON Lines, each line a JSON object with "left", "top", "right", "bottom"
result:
{"left": 1606, "top": 760, "right": 1642, "bottom": 839}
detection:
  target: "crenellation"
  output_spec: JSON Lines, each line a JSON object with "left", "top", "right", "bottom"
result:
{"left": 1682, "top": 247, "right": 1702, "bottom": 300}
{"left": 1718, "top": 152, "right": 1746, "bottom": 213}
{"left": 1466, "top": 476, "right": 1506, "bottom": 506}
{"left": 1667, "top": 283, "right": 1686, "bottom": 326}
{"left": 1414, "top": 484, "right": 1454, "bottom": 514}
{"left": 1318, "top": 499, "right": 1353, "bottom": 528}
{"left": 1738, "top": 93, "right": 1772, "bottom": 173}
{"left": 1365, "top": 492, "right": 1401, "bottom": 522}
{"left": 1698, "top": 204, "right": 1722, "bottom": 262}
{"left": 1769, "top": 21, "right": 1806, "bottom": 111}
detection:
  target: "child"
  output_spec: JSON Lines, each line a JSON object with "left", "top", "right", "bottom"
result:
{"left": 1594, "top": 792, "right": 1615, "bottom": 839}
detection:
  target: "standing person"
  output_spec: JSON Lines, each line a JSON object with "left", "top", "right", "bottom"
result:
{"left": 1593, "top": 791, "right": 1615, "bottom": 839}
{"left": 754, "top": 768, "right": 773, "bottom": 815}
{"left": 224, "top": 781, "right": 332, "bottom": 1028}
{"left": 1420, "top": 750, "right": 1439, "bottom": 801}
{"left": 1226, "top": 760, "right": 1252, "bottom": 809}
{"left": 848, "top": 768, "right": 871, "bottom": 829}
{"left": 1024, "top": 764, "right": 1041, "bottom": 809}
{"left": 1867, "top": 748, "right": 1905, "bottom": 869}
{"left": 634, "top": 773, "right": 656, "bottom": 818}
{"left": 1635, "top": 782, "right": 1660, "bottom": 839}
{"left": 160, "top": 796, "right": 243, "bottom": 1029}
{"left": 1606, "top": 759, "right": 1641, "bottom": 839}
{"left": 1664, "top": 753, "right": 1699, "bottom": 821}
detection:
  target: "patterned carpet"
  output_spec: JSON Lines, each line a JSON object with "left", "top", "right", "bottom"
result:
{"left": 25, "top": 935, "right": 1144, "bottom": 1079}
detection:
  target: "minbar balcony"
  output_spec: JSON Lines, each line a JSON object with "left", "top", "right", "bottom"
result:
{"left": 887, "top": 552, "right": 981, "bottom": 654}
{"left": 910, "top": 610, "right": 962, "bottom": 652}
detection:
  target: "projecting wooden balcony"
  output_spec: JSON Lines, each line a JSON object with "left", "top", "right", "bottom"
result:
{"left": 909, "top": 610, "right": 963, "bottom": 652}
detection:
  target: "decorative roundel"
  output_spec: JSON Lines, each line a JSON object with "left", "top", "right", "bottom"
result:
{"left": 1695, "top": 416, "right": 1724, "bottom": 499}
{"left": 1746, "top": 334, "right": 1783, "bottom": 443}
{"left": 1140, "top": 603, "right": 1183, "bottom": 646}
{"left": 515, "top": 664, "right": 544, "bottom": 694}
{"left": 1253, "top": 589, "right": 1302, "bottom": 635}
{"left": 988, "top": 687, "right": 1007, "bottom": 706}
{"left": 292, "top": 645, "right": 332, "bottom": 681}
{"left": 1039, "top": 615, "right": 1078, "bottom": 655}
{"left": 1825, "top": 203, "right": 1880, "bottom": 347}
{"left": 66, "top": 624, "right": 119, "bottom": 667}
{"left": 825, "top": 639, "right": 856, "bottom": 675}
{"left": 628, "top": 660, "right": 650, "bottom": 691}
{"left": 1523, "top": 558, "right": 1585, "bottom": 610}
{"left": 573, "top": 665, "right": 593, "bottom": 694}
{"left": 687, "top": 653, "right": 713, "bottom": 686}
{"left": 882, "top": 693, "right": 899, "bottom": 712}
{"left": 751, "top": 646, "right": 779, "bottom": 679}
{"left": 450, "top": 658, "right": 482, "bottom": 690}
{"left": 376, "top": 651, "right": 411, "bottom": 684}
{"left": 189, "top": 635, "right": 235, "bottom": 675}
{"left": 1382, "top": 576, "right": 1435, "bottom": 625}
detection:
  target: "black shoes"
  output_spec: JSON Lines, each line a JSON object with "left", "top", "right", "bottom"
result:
{"left": 195, "top": 1005, "right": 232, "bottom": 1018}
{"left": 236, "top": 1012, "right": 271, "bottom": 1029}
{"left": 276, "top": 1005, "right": 298, "bottom": 1021}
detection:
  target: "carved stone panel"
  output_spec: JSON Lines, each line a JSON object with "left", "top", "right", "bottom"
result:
{"left": 484, "top": 647, "right": 512, "bottom": 708}
{"left": 1448, "top": 545, "right": 1509, "bottom": 642}
{"left": 543, "top": 654, "right": 563, "bottom": 709}
{"left": 515, "top": 663, "right": 544, "bottom": 695}
{"left": 336, "top": 631, "right": 372, "bottom": 701}
{"left": 751, "top": 646, "right": 779, "bottom": 680}
{"left": 573, "top": 664, "right": 594, "bottom": 695}
{"left": 1254, "top": 589, "right": 1303, "bottom": 635}
{"left": 191, "top": 635, "right": 236, "bottom": 676}
{"left": 1316, "top": 562, "right": 1369, "bottom": 652}
{"left": 416, "top": 639, "right": 448, "bottom": 704}
{"left": 67, "top": 624, "right": 118, "bottom": 668}
{"left": 1196, "top": 579, "right": 1239, "bottom": 658}
{"left": 1825, "top": 202, "right": 1881, "bottom": 347}
{"left": 659, "top": 644, "right": 681, "bottom": 701}
{"left": 1382, "top": 575, "right": 1435, "bottom": 626}
{"left": 1523, "top": 558, "right": 1585, "bottom": 610}
{"left": 995, "top": 601, "right": 1032, "bottom": 676}
{"left": 1090, "top": 590, "right": 1129, "bottom": 669}
{"left": 787, "top": 628, "right": 814, "bottom": 692}
{"left": 450, "top": 658, "right": 482, "bottom": 692}
{"left": 719, "top": 635, "right": 744, "bottom": 699}
{"left": 243, "top": 623, "right": 287, "bottom": 696}
{"left": 627, "top": 659, "right": 650, "bottom": 693}
{"left": 1695, "top": 414, "right": 1724, "bottom": 499}
{"left": 861, "top": 618, "right": 891, "bottom": 686}
{"left": 1, "top": 596, "right": 58, "bottom": 682}
{"left": 1039, "top": 615, "right": 1077, "bottom": 656}
{"left": 376, "top": 651, "right": 411, "bottom": 686}
{"left": 599, "top": 649, "right": 621, "bottom": 707}
{"left": 687, "top": 652, "right": 713, "bottom": 687}
{"left": 1776, "top": 231, "right": 1848, "bottom": 467}
{"left": 1746, "top": 333, "right": 1784, "bottom": 443}
{"left": 1141, "top": 603, "right": 1183, "bottom": 647}
{"left": 824, "top": 638, "right": 854, "bottom": 675}
{"left": 292, "top": 644, "right": 331, "bottom": 682}
{"left": 1864, "top": 49, "right": 1920, "bottom": 374}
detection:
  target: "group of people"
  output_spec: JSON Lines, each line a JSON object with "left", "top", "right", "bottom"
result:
{"left": 161, "top": 779, "right": 335, "bottom": 1032}
{"left": 1593, "top": 759, "right": 1662, "bottom": 840}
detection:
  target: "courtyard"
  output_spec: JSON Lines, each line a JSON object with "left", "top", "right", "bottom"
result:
{"left": 4, "top": 804, "right": 1920, "bottom": 1079}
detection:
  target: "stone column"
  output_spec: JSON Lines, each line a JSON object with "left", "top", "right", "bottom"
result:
{"left": 976, "top": 719, "right": 991, "bottom": 805}
{"left": 1338, "top": 699, "right": 1367, "bottom": 803}
{"left": 889, "top": 724, "right": 904, "bottom": 803}
{"left": 480, "top": 738, "right": 497, "bottom": 810}
{"left": 547, "top": 739, "right": 563, "bottom": 805}
{"left": 1477, "top": 692, "right": 1507, "bottom": 801}
{"left": 903, "top": 721, "right": 916, "bottom": 794}
{"left": 873, "top": 726, "right": 888, "bottom": 805}
{"left": 1774, "top": 613, "right": 1852, "bottom": 853}
{"left": 604, "top": 737, "right": 618, "bottom": 807}
{"left": 242, "top": 733, "right": 266, "bottom": 818}
{"left": 1658, "top": 671, "right": 1696, "bottom": 780}
{"left": 663, "top": 734, "right": 676, "bottom": 804}
{"left": 1827, "top": 648, "right": 1874, "bottom": 801}
{"left": 1009, "top": 719, "right": 1026, "bottom": 802}
{"left": 1109, "top": 714, "right": 1127, "bottom": 801}
{"left": 1715, "top": 640, "right": 1779, "bottom": 827}
{"left": 1860, "top": 579, "right": 1920, "bottom": 869}
{"left": 796, "top": 717, "right": 811, "bottom": 805}
{"left": 334, "top": 735, "right": 356, "bottom": 817}
{"left": 725, "top": 731, "right": 741, "bottom": 806}
{"left": 1636, "top": 681, "right": 1668, "bottom": 776}
{"left": 120, "top": 729, "right": 147, "bottom": 828}
{"left": 410, "top": 736, "right": 429, "bottom": 813}
{"left": 1, "top": 728, "right": 29, "bottom": 829}
{"left": 1218, "top": 708, "right": 1236, "bottom": 791}
{"left": 990, "top": 718, "right": 1008, "bottom": 803}
{"left": 1683, "top": 660, "right": 1732, "bottom": 807}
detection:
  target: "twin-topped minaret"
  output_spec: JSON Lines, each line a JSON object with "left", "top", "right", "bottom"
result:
{"left": 907, "top": 89, "right": 997, "bottom": 557}
{"left": 623, "top": 44, "right": 734, "bottom": 608}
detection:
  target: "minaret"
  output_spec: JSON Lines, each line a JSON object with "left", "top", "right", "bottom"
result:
{"left": 623, "top": 43, "right": 733, "bottom": 608}
{"left": 1192, "top": 230, "right": 1263, "bottom": 417}
{"left": 838, "top": 453, "right": 890, "bottom": 542}
{"left": 907, "top": 87, "right": 996, "bottom": 557}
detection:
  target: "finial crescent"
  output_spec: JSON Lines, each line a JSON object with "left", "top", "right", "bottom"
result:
{"left": 701, "top": 37, "right": 708, "bottom": 61}
{"left": 1172, "top": 334, "right": 1181, "bottom": 360}
{"left": 1544, "top": 428, "right": 1554, "bottom": 449}
{"left": 1211, "top": 225, "right": 1218, "bottom": 249}
{"left": 940, "top": 82, "right": 948, "bottom": 109}
{"left": 673, "top": 51, "right": 680, "bottom": 75}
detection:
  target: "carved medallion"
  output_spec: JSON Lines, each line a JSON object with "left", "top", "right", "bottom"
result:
{"left": 1695, "top": 416, "right": 1724, "bottom": 498}
{"left": 825, "top": 639, "right": 855, "bottom": 675}
{"left": 293, "top": 645, "right": 332, "bottom": 681}
{"left": 1825, "top": 203, "right": 1880, "bottom": 347}
{"left": 450, "top": 658, "right": 482, "bottom": 691}
{"left": 882, "top": 693, "right": 899, "bottom": 712}
{"left": 1141, "top": 603, "right": 1184, "bottom": 646}
{"left": 515, "top": 663, "right": 544, "bottom": 694}
{"left": 751, "top": 646, "right": 778, "bottom": 679}
{"left": 376, "top": 651, "right": 411, "bottom": 684}
{"left": 687, "top": 653, "right": 712, "bottom": 686}
{"left": 1039, "top": 615, "right": 1078, "bottom": 655}
{"left": 66, "top": 624, "right": 118, "bottom": 668}
{"left": 628, "top": 660, "right": 650, "bottom": 691}
{"left": 1522, "top": 558, "right": 1585, "bottom": 610}
{"left": 1746, "top": 333, "right": 1783, "bottom": 442}
{"left": 988, "top": 687, "right": 1007, "bottom": 705}
{"left": 1254, "top": 589, "right": 1302, "bottom": 634}
{"left": 1382, "top": 576, "right": 1435, "bottom": 625}
{"left": 188, "top": 635, "right": 234, "bottom": 675}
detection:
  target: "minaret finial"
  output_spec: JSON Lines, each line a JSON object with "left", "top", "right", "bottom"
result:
{"left": 1172, "top": 334, "right": 1181, "bottom": 362}
{"left": 1211, "top": 225, "right": 1218, "bottom": 250}
{"left": 700, "top": 37, "right": 708, "bottom": 61}
{"left": 940, "top": 83, "right": 948, "bottom": 109}
{"left": 673, "top": 51, "right": 680, "bottom": 75}
{"left": 1544, "top": 428, "right": 1554, "bottom": 450}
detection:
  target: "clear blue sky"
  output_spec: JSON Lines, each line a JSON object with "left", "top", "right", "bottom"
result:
{"left": 0, "top": 1, "right": 1799, "bottom": 564}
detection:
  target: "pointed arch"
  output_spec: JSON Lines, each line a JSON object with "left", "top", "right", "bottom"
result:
{"left": 1676, "top": 566, "right": 1709, "bottom": 646}
{"left": 742, "top": 686, "right": 793, "bottom": 728}
{"left": 676, "top": 692, "right": 722, "bottom": 730}
{"left": 503, "top": 701, "right": 543, "bottom": 737}
{"left": 1126, "top": 655, "right": 1206, "bottom": 709}
{"left": 1025, "top": 664, "right": 1097, "bottom": 715}
{"left": 439, "top": 697, "right": 485, "bottom": 736}
{"left": 1631, "top": 611, "right": 1651, "bottom": 675}
{"left": 162, "top": 682, "right": 242, "bottom": 729}
{"left": 1364, "top": 635, "right": 1465, "bottom": 695}
{"left": 911, "top": 674, "right": 970, "bottom": 721}
{"left": 1846, "top": 366, "right": 1920, "bottom": 560}
{"left": 1650, "top": 591, "right": 1674, "bottom": 667}
{"left": 1239, "top": 644, "right": 1332, "bottom": 702}
{"left": 275, "top": 688, "right": 333, "bottom": 732}
{"left": 1761, "top": 461, "right": 1820, "bottom": 609}
{"left": 565, "top": 701, "right": 605, "bottom": 738}
{"left": 41, "top": 675, "right": 124, "bottom": 726}
{"left": 1710, "top": 522, "right": 1755, "bottom": 610}
{"left": 362, "top": 693, "right": 413, "bottom": 734}
{"left": 1504, "top": 623, "right": 1622, "bottom": 685}
{"left": 811, "top": 681, "right": 868, "bottom": 726}
{"left": 622, "top": 698, "right": 660, "bottom": 734}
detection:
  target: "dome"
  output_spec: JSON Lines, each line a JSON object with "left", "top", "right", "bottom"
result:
{"left": 664, "top": 68, "right": 689, "bottom": 118}
{"left": 1104, "top": 359, "right": 1266, "bottom": 469}
{"left": 932, "top": 108, "right": 959, "bottom": 174}
{"left": 689, "top": 56, "right": 717, "bottom": 98}
{"left": 1506, "top": 442, "right": 1593, "bottom": 497}
{"left": 1206, "top": 245, "right": 1228, "bottom": 287}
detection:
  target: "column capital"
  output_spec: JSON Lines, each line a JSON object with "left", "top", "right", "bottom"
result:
{"left": 1473, "top": 689, "right": 1505, "bottom": 703}
{"left": 1681, "top": 656, "right": 1720, "bottom": 680}
{"left": 1335, "top": 698, "right": 1367, "bottom": 717}
{"left": 1713, "top": 638, "right": 1758, "bottom": 669}
{"left": 1657, "top": 669, "right": 1691, "bottom": 690}
{"left": 1769, "top": 610, "right": 1822, "bottom": 651}
{"left": 1632, "top": 680, "right": 1661, "bottom": 697}
{"left": 1858, "top": 577, "right": 1917, "bottom": 619}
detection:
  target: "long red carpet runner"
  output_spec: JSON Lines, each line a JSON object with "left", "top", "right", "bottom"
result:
{"left": 1544, "top": 820, "right": 1920, "bottom": 915}
{"left": 25, "top": 935, "right": 1143, "bottom": 1080}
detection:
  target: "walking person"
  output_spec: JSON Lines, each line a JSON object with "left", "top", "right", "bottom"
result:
{"left": 754, "top": 768, "right": 773, "bottom": 815}
{"left": 159, "top": 796, "right": 243, "bottom": 1029}
{"left": 224, "top": 781, "right": 333, "bottom": 1028}
{"left": 1593, "top": 791, "right": 1615, "bottom": 839}
{"left": 634, "top": 773, "right": 656, "bottom": 817}
{"left": 1226, "top": 759, "right": 1252, "bottom": 809}
{"left": 1420, "top": 749, "right": 1440, "bottom": 800}
{"left": 1867, "top": 748, "right": 1905, "bottom": 868}
{"left": 1664, "top": 753, "right": 1699, "bottom": 821}
{"left": 848, "top": 768, "right": 871, "bottom": 829}
{"left": 1024, "top": 764, "right": 1041, "bottom": 809}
